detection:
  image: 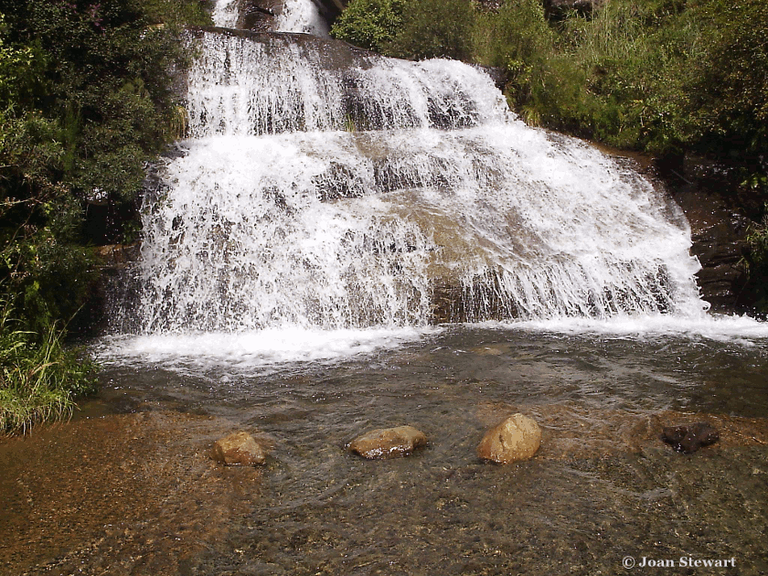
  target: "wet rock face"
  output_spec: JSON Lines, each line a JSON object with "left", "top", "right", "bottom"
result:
{"left": 477, "top": 413, "right": 542, "bottom": 464}
{"left": 662, "top": 422, "right": 720, "bottom": 454}
{"left": 213, "top": 431, "right": 268, "bottom": 465}
{"left": 314, "top": 0, "right": 346, "bottom": 23}
{"left": 674, "top": 190, "right": 750, "bottom": 312}
{"left": 348, "top": 425, "right": 428, "bottom": 459}
{"left": 662, "top": 156, "right": 752, "bottom": 313}
{"left": 238, "top": 0, "right": 281, "bottom": 31}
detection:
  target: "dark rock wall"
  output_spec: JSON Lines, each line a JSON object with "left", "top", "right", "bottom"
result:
{"left": 659, "top": 157, "right": 752, "bottom": 314}
{"left": 313, "top": 0, "right": 346, "bottom": 23}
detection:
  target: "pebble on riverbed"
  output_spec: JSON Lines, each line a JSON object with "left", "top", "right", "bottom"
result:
{"left": 661, "top": 422, "right": 719, "bottom": 454}
{"left": 348, "top": 425, "right": 428, "bottom": 459}
{"left": 477, "top": 413, "right": 542, "bottom": 464}
{"left": 212, "top": 431, "right": 268, "bottom": 466}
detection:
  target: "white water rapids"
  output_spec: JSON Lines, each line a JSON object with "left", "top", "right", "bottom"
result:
{"left": 103, "top": 0, "right": 768, "bottom": 365}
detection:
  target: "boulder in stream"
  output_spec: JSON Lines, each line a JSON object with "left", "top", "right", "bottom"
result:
{"left": 661, "top": 422, "right": 719, "bottom": 454}
{"left": 213, "top": 431, "right": 268, "bottom": 465}
{"left": 348, "top": 425, "right": 428, "bottom": 459}
{"left": 477, "top": 413, "right": 542, "bottom": 464}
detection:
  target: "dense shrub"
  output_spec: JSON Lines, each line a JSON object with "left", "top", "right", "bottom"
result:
{"left": 682, "top": 0, "right": 768, "bottom": 161}
{"left": 331, "top": 0, "right": 474, "bottom": 60}
{"left": 330, "top": 0, "right": 407, "bottom": 52}
{"left": 0, "top": 0, "right": 211, "bottom": 330}
{"left": 387, "top": 0, "right": 476, "bottom": 60}
{"left": 0, "top": 0, "right": 212, "bottom": 432}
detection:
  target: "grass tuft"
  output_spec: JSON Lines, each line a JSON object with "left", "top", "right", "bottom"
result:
{"left": 0, "top": 300, "right": 96, "bottom": 435}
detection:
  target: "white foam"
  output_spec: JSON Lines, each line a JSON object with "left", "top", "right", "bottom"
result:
{"left": 116, "top": 28, "right": 750, "bottom": 348}
{"left": 98, "top": 326, "right": 433, "bottom": 369}
{"left": 487, "top": 314, "right": 768, "bottom": 344}
{"left": 212, "top": 0, "right": 239, "bottom": 28}
{"left": 276, "top": 0, "right": 329, "bottom": 36}
{"left": 185, "top": 35, "right": 508, "bottom": 137}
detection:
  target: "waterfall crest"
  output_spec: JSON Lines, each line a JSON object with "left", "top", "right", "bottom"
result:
{"left": 132, "top": 2, "right": 705, "bottom": 334}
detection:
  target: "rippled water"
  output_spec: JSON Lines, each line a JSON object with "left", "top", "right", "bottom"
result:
{"left": 62, "top": 322, "right": 766, "bottom": 575}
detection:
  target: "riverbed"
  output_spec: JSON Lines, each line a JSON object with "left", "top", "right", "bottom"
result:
{"left": 2, "top": 321, "right": 767, "bottom": 575}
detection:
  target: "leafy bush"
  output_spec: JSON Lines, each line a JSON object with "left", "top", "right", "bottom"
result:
{"left": 0, "top": 0, "right": 212, "bottom": 431}
{"left": 0, "top": 0, "right": 212, "bottom": 332}
{"left": 332, "top": 0, "right": 475, "bottom": 60}
{"left": 331, "top": 0, "right": 407, "bottom": 52}
{"left": 682, "top": 0, "right": 768, "bottom": 160}
{"left": 387, "top": 0, "right": 476, "bottom": 60}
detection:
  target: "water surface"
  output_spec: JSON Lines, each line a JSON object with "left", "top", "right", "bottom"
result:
{"left": 71, "top": 322, "right": 768, "bottom": 575}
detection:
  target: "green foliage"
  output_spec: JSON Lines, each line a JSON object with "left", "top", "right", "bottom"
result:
{"left": 743, "top": 203, "right": 768, "bottom": 312}
{"left": 0, "top": 1, "right": 211, "bottom": 430}
{"left": 0, "top": 299, "right": 96, "bottom": 435}
{"left": 485, "top": 0, "right": 766, "bottom": 161}
{"left": 332, "top": 0, "right": 475, "bottom": 60}
{"left": 474, "top": 0, "right": 552, "bottom": 69}
{"left": 331, "top": 0, "right": 407, "bottom": 53}
{"left": 387, "top": 0, "right": 476, "bottom": 60}
{"left": 473, "top": 0, "right": 563, "bottom": 125}
{"left": 683, "top": 0, "right": 768, "bottom": 159}
{"left": 0, "top": 14, "right": 48, "bottom": 107}
{"left": 142, "top": 0, "right": 215, "bottom": 29}
{"left": 0, "top": 0, "right": 211, "bottom": 334}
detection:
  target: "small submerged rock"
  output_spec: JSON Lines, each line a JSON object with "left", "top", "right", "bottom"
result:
{"left": 348, "top": 426, "right": 428, "bottom": 459}
{"left": 213, "top": 431, "right": 267, "bottom": 466}
{"left": 477, "top": 413, "right": 542, "bottom": 464}
{"left": 661, "top": 422, "right": 719, "bottom": 454}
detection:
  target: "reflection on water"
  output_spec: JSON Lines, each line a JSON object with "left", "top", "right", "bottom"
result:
{"left": 3, "top": 324, "right": 768, "bottom": 575}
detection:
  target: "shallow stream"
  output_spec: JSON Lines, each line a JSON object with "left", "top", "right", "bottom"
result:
{"left": 2, "top": 322, "right": 768, "bottom": 574}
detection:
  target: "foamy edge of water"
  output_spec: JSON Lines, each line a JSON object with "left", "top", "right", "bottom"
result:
{"left": 97, "top": 326, "right": 436, "bottom": 367}
{"left": 485, "top": 314, "right": 768, "bottom": 343}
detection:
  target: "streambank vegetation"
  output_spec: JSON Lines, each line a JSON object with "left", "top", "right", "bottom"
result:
{"left": 0, "top": 0, "right": 212, "bottom": 434}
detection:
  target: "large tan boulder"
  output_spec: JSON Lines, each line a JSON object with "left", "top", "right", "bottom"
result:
{"left": 349, "top": 425, "right": 427, "bottom": 459}
{"left": 213, "top": 431, "right": 267, "bottom": 466}
{"left": 477, "top": 413, "right": 541, "bottom": 464}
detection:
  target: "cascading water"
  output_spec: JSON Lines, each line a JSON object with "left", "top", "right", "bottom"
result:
{"left": 276, "top": 0, "right": 329, "bottom": 36}
{"left": 127, "top": 0, "right": 708, "bottom": 340}
{"left": 65, "top": 8, "right": 767, "bottom": 572}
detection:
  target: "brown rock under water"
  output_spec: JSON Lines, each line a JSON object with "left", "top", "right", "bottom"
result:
{"left": 0, "top": 411, "right": 264, "bottom": 576}
{"left": 213, "top": 431, "right": 268, "bottom": 465}
{"left": 477, "top": 413, "right": 542, "bottom": 464}
{"left": 662, "top": 422, "right": 720, "bottom": 454}
{"left": 348, "top": 425, "right": 427, "bottom": 459}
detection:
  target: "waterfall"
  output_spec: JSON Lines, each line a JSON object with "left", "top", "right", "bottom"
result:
{"left": 276, "top": 0, "right": 329, "bottom": 36}
{"left": 131, "top": 0, "right": 706, "bottom": 335}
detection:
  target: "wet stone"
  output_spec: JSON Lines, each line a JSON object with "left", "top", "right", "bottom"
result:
{"left": 477, "top": 413, "right": 542, "bottom": 464}
{"left": 348, "top": 425, "right": 427, "bottom": 459}
{"left": 213, "top": 431, "right": 267, "bottom": 466}
{"left": 661, "top": 422, "right": 720, "bottom": 454}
